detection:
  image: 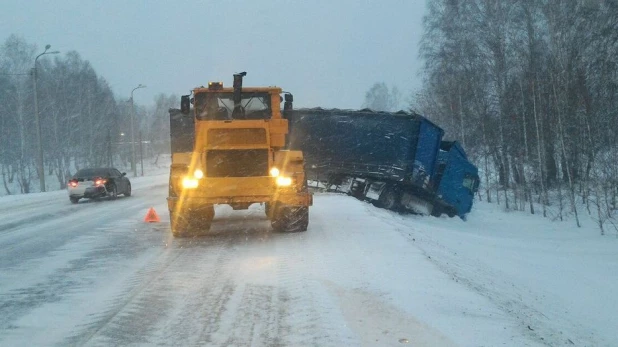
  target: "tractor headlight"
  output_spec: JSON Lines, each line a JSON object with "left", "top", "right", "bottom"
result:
{"left": 182, "top": 177, "right": 199, "bottom": 189}
{"left": 270, "top": 167, "right": 280, "bottom": 177}
{"left": 193, "top": 169, "right": 204, "bottom": 179}
{"left": 276, "top": 176, "right": 292, "bottom": 187}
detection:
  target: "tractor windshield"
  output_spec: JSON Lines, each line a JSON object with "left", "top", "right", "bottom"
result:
{"left": 195, "top": 92, "right": 271, "bottom": 120}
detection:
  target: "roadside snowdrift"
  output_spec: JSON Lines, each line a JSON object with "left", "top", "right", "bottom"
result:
{"left": 373, "top": 198, "right": 618, "bottom": 346}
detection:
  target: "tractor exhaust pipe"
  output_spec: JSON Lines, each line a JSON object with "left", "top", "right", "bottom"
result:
{"left": 232, "top": 72, "right": 247, "bottom": 118}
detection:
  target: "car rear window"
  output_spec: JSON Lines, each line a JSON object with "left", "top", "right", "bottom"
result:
{"left": 74, "top": 168, "right": 108, "bottom": 177}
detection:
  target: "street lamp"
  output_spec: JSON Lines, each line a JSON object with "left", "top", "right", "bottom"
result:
{"left": 130, "top": 84, "right": 146, "bottom": 177}
{"left": 33, "top": 44, "right": 59, "bottom": 193}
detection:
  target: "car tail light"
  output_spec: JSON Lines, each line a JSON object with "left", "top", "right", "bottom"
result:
{"left": 94, "top": 178, "right": 107, "bottom": 187}
{"left": 68, "top": 179, "right": 78, "bottom": 188}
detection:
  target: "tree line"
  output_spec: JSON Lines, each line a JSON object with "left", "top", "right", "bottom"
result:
{"left": 0, "top": 34, "right": 176, "bottom": 195}
{"left": 411, "top": 0, "right": 618, "bottom": 233}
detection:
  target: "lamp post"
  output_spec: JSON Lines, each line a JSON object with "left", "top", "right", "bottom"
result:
{"left": 130, "top": 84, "right": 146, "bottom": 177}
{"left": 120, "top": 132, "right": 125, "bottom": 166}
{"left": 33, "top": 44, "right": 59, "bottom": 192}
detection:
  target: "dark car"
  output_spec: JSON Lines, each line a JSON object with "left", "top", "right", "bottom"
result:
{"left": 67, "top": 167, "right": 132, "bottom": 204}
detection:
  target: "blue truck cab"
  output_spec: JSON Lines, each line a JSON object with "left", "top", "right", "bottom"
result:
{"left": 434, "top": 141, "right": 479, "bottom": 218}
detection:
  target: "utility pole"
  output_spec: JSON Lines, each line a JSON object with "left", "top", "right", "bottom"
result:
{"left": 130, "top": 84, "right": 146, "bottom": 177}
{"left": 33, "top": 44, "right": 59, "bottom": 192}
{"left": 107, "top": 129, "right": 112, "bottom": 167}
{"left": 139, "top": 131, "right": 144, "bottom": 176}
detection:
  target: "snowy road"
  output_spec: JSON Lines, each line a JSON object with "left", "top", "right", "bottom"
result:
{"left": 0, "top": 174, "right": 610, "bottom": 346}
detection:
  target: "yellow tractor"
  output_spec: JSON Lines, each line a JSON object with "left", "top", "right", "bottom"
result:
{"left": 167, "top": 72, "right": 312, "bottom": 237}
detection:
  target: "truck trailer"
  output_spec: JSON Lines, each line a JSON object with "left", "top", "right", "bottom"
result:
{"left": 284, "top": 108, "right": 478, "bottom": 218}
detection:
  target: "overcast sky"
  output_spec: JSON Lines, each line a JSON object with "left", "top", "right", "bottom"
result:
{"left": 1, "top": 0, "right": 427, "bottom": 109}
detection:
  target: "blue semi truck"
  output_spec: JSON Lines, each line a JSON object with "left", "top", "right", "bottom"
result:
{"left": 284, "top": 108, "right": 479, "bottom": 218}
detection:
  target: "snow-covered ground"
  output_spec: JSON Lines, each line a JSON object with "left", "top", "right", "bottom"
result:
{"left": 0, "top": 173, "right": 616, "bottom": 346}
{"left": 372, "top": 201, "right": 618, "bottom": 346}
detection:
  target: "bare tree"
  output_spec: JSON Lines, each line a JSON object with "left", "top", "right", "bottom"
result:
{"left": 1, "top": 36, "right": 122, "bottom": 194}
{"left": 362, "top": 82, "right": 400, "bottom": 111}
{"left": 0, "top": 35, "right": 35, "bottom": 193}
{"left": 418, "top": 0, "right": 618, "bottom": 232}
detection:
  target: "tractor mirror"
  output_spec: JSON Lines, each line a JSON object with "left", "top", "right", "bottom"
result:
{"left": 284, "top": 93, "right": 293, "bottom": 111}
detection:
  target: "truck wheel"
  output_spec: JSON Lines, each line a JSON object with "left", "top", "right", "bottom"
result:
{"left": 348, "top": 179, "right": 366, "bottom": 200}
{"left": 70, "top": 197, "right": 80, "bottom": 204}
{"left": 271, "top": 205, "right": 308, "bottom": 232}
{"left": 431, "top": 204, "right": 443, "bottom": 217}
{"left": 378, "top": 186, "right": 401, "bottom": 211}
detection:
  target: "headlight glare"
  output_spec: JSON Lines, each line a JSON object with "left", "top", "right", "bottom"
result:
{"left": 194, "top": 169, "right": 204, "bottom": 179}
{"left": 276, "top": 176, "right": 292, "bottom": 186}
{"left": 270, "top": 167, "right": 280, "bottom": 177}
{"left": 182, "top": 177, "right": 199, "bottom": 189}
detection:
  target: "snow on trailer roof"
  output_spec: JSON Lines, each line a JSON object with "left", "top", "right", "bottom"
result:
{"left": 291, "top": 107, "right": 444, "bottom": 130}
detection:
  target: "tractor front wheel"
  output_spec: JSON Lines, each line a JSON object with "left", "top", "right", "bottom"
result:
{"left": 271, "top": 204, "right": 309, "bottom": 232}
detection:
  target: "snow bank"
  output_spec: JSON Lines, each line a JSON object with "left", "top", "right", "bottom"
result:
{"left": 373, "top": 199, "right": 618, "bottom": 346}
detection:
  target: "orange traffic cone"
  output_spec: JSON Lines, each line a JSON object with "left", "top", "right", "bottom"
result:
{"left": 144, "top": 207, "right": 161, "bottom": 223}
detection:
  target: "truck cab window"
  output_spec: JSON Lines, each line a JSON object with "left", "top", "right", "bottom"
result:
{"left": 195, "top": 92, "right": 271, "bottom": 120}
{"left": 462, "top": 175, "right": 476, "bottom": 193}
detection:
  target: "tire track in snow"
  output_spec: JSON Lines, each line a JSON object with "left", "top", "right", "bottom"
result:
{"left": 135, "top": 233, "right": 237, "bottom": 346}
{"left": 204, "top": 209, "right": 284, "bottom": 347}
{"left": 270, "top": 216, "right": 358, "bottom": 347}
{"left": 0, "top": 195, "right": 64, "bottom": 219}
{"left": 221, "top": 284, "right": 279, "bottom": 347}
{"left": 0, "top": 193, "right": 154, "bottom": 270}
{"left": 0, "top": 178, "right": 172, "bottom": 346}
{"left": 72, "top": 206, "right": 279, "bottom": 346}
{"left": 0, "top": 200, "right": 159, "bottom": 337}
{"left": 68, "top": 240, "right": 189, "bottom": 346}
{"left": 0, "top": 198, "right": 103, "bottom": 235}
{"left": 365, "top": 206, "right": 591, "bottom": 347}
{"left": 301, "top": 197, "right": 458, "bottom": 347}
